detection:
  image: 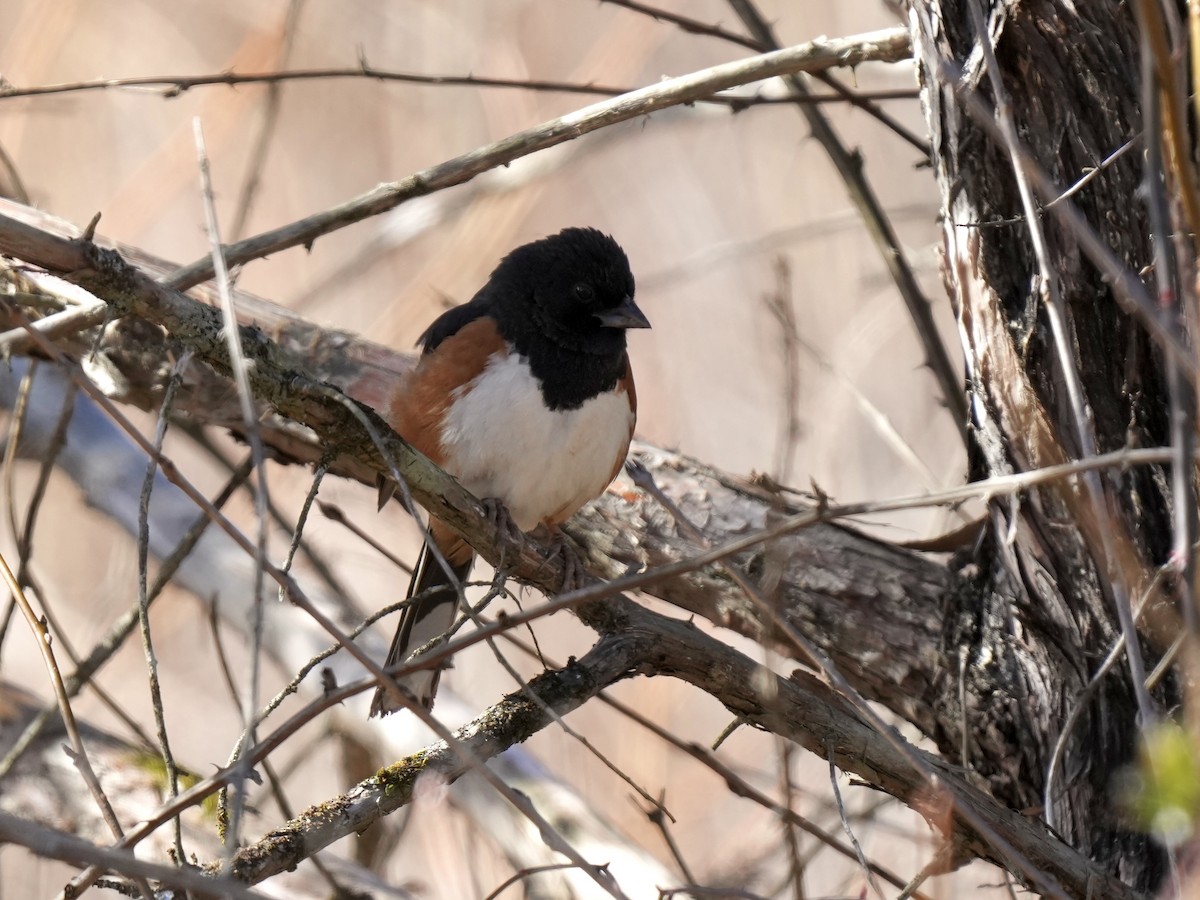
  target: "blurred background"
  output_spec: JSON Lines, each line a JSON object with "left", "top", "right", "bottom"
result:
{"left": 0, "top": 1, "right": 982, "bottom": 897}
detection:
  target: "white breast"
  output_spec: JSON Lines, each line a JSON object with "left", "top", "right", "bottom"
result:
{"left": 438, "top": 353, "right": 633, "bottom": 531}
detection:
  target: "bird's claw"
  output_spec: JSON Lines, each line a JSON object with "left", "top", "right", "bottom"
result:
{"left": 546, "top": 531, "right": 588, "bottom": 594}
{"left": 483, "top": 498, "right": 523, "bottom": 568}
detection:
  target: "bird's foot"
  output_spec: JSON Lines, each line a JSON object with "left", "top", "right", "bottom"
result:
{"left": 482, "top": 498, "right": 524, "bottom": 567}
{"left": 543, "top": 529, "right": 588, "bottom": 594}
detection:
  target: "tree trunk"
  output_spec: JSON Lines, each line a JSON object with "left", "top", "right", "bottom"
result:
{"left": 910, "top": 0, "right": 1173, "bottom": 890}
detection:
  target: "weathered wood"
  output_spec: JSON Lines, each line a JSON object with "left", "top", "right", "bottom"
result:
{"left": 910, "top": 0, "right": 1171, "bottom": 890}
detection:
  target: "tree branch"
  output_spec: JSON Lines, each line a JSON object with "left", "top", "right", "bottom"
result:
{"left": 725, "top": 1, "right": 967, "bottom": 445}
{"left": 0, "top": 200, "right": 1164, "bottom": 896}
{"left": 224, "top": 597, "right": 1144, "bottom": 900}
{"left": 156, "top": 27, "right": 912, "bottom": 290}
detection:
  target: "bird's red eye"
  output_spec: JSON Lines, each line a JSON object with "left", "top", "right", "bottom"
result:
{"left": 573, "top": 282, "right": 595, "bottom": 303}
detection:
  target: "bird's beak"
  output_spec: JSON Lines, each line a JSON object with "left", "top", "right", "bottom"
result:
{"left": 594, "top": 296, "right": 651, "bottom": 330}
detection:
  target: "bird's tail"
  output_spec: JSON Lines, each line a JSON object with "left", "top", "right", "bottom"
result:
{"left": 370, "top": 533, "right": 473, "bottom": 716}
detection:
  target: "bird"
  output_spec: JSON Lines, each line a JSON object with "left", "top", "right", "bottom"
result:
{"left": 370, "top": 227, "right": 650, "bottom": 716}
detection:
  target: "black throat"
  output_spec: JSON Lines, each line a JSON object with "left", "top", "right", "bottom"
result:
{"left": 499, "top": 317, "right": 628, "bottom": 411}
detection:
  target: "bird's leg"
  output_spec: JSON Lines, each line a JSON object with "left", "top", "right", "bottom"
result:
{"left": 481, "top": 502, "right": 587, "bottom": 592}
{"left": 482, "top": 497, "right": 524, "bottom": 570}
{"left": 538, "top": 525, "right": 588, "bottom": 594}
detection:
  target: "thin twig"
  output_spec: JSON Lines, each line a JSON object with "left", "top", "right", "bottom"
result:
{"left": 240, "top": 585, "right": 428, "bottom": 734}
{"left": 0, "top": 66, "right": 654, "bottom": 103}
{"left": 15, "top": 373, "right": 76, "bottom": 570}
{"left": 185, "top": 425, "right": 363, "bottom": 606}
{"left": 161, "top": 27, "right": 913, "bottom": 290}
{"left": 775, "top": 739, "right": 807, "bottom": 899}
{"left": 0, "top": 811, "right": 263, "bottom": 900}
{"left": 725, "top": 0, "right": 968, "bottom": 447}
{"left": 194, "top": 118, "right": 273, "bottom": 856}
{"left": 494, "top": 627, "right": 931, "bottom": 897}
{"left": 208, "top": 596, "right": 243, "bottom": 721}
{"left": 1043, "top": 567, "right": 1166, "bottom": 829}
{"left": 764, "top": 259, "right": 801, "bottom": 483}
{"left": 1132, "top": 0, "right": 1200, "bottom": 253}
{"left": 0, "top": 550, "right": 157, "bottom": 898}
{"left": 828, "top": 746, "right": 885, "bottom": 900}
{"left": 0, "top": 298, "right": 107, "bottom": 355}
{"left": 135, "top": 350, "right": 192, "bottom": 865}
{"left": 645, "top": 793, "right": 695, "bottom": 883}
{"left": 0, "top": 141, "right": 30, "bottom": 204}
{"left": 318, "top": 500, "right": 414, "bottom": 574}
{"left": 0, "top": 362, "right": 37, "bottom": 653}
{"left": 483, "top": 863, "right": 599, "bottom": 900}
{"left": 0, "top": 457, "right": 254, "bottom": 780}
{"left": 600, "top": 0, "right": 929, "bottom": 151}
{"left": 483, "top": 613, "right": 672, "bottom": 821}
{"left": 229, "top": 0, "right": 308, "bottom": 240}
{"left": 0, "top": 63, "right": 915, "bottom": 115}
{"left": 1133, "top": 0, "right": 1199, "bottom": 634}
{"left": 809, "top": 69, "right": 930, "bottom": 154}
{"left": 279, "top": 458, "right": 330, "bottom": 593}
{"left": 600, "top": 0, "right": 762, "bottom": 50}
{"left": 1044, "top": 135, "right": 1139, "bottom": 211}
{"left": 799, "top": 317, "right": 950, "bottom": 496}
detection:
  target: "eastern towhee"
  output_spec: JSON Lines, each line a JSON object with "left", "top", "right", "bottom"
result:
{"left": 370, "top": 227, "right": 650, "bottom": 716}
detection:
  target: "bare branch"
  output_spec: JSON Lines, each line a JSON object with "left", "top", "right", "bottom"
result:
{"left": 229, "top": 0, "right": 308, "bottom": 240}
{"left": 135, "top": 352, "right": 191, "bottom": 864}
{"left": 600, "top": 0, "right": 763, "bottom": 51}
{"left": 0, "top": 811, "right": 264, "bottom": 900}
{"left": 159, "top": 27, "right": 912, "bottom": 289}
{"left": 0, "top": 63, "right": 918, "bottom": 117}
{"left": 218, "top": 597, "right": 1143, "bottom": 900}
{"left": 725, "top": 1, "right": 968, "bottom": 446}
{"left": 0, "top": 65, "right": 654, "bottom": 102}
{"left": 193, "top": 117, "right": 274, "bottom": 854}
{"left": 0, "top": 202, "right": 1172, "bottom": 896}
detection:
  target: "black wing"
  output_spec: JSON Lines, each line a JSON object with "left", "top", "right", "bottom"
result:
{"left": 417, "top": 296, "right": 493, "bottom": 354}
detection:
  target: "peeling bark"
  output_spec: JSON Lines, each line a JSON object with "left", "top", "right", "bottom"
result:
{"left": 910, "top": 0, "right": 1172, "bottom": 890}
